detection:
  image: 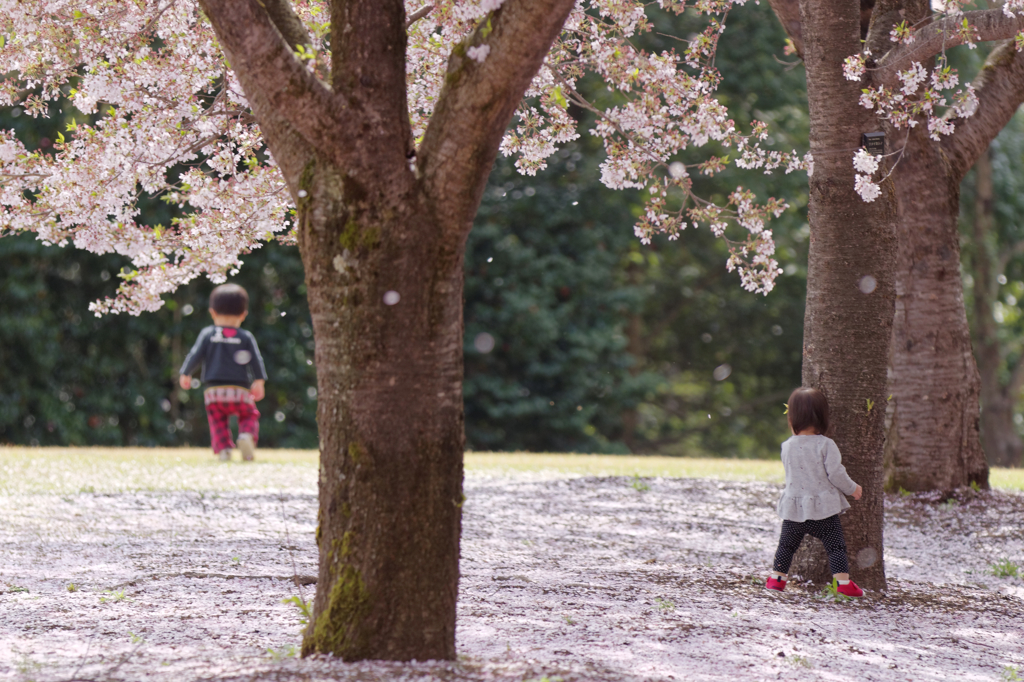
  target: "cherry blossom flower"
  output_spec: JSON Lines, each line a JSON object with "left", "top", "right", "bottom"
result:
{"left": 467, "top": 44, "right": 491, "bottom": 62}
{"left": 890, "top": 21, "right": 915, "bottom": 44}
{"left": 1005, "top": 0, "right": 1024, "bottom": 18}
{"left": 855, "top": 174, "right": 881, "bottom": 203}
{"left": 852, "top": 148, "right": 880, "bottom": 175}
{"left": 843, "top": 53, "right": 868, "bottom": 81}
{"left": 898, "top": 62, "right": 928, "bottom": 96}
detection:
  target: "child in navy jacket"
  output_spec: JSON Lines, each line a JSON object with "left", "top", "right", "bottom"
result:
{"left": 179, "top": 284, "right": 267, "bottom": 461}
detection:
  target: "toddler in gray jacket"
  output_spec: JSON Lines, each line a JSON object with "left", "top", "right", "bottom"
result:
{"left": 765, "top": 387, "right": 865, "bottom": 597}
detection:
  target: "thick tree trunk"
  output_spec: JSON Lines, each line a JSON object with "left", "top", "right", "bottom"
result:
{"left": 885, "top": 125, "right": 988, "bottom": 492}
{"left": 971, "top": 149, "right": 1024, "bottom": 468}
{"left": 196, "top": 0, "right": 578, "bottom": 660}
{"left": 297, "top": 159, "right": 465, "bottom": 660}
{"left": 788, "top": 0, "right": 895, "bottom": 589}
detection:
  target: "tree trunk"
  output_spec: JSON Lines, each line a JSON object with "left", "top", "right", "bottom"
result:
{"left": 196, "top": 0, "right": 579, "bottom": 660}
{"left": 621, "top": 298, "right": 645, "bottom": 451}
{"left": 297, "top": 159, "right": 465, "bottom": 660}
{"left": 971, "top": 149, "right": 1023, "bottom": 467}
{"left": 788, "top": 0, "right": 896, "bottom": 589}
{"left": 885, "top": 125, "right": 988, "bottom": 492}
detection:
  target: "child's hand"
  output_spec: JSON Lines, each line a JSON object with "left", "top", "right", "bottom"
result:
{"left": 250, "top": 379, "right": 265, "bottom": 402}
{"left": 179, "top": 375, "right": 191, "bottom": 390}
{"left": 852, "top": 485, "right": 863, "bottom": 501}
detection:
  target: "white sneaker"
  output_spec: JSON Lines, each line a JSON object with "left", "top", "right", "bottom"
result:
{"left": 217, "top": 449, "right": 232, "bottom": 462}
{"left": 238, "top": 433, "right": 256, "bottom": 462}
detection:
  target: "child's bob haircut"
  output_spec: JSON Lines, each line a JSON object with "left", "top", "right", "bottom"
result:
{"left": 209, "top": 283, "right": 249, "bottom": 316}
{"left": 788, "top": 387, "right": 829, "bottom": 435}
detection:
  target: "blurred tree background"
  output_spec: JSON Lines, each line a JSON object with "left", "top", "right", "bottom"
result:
{"left": 1, "top": 3, "right": 814, "bottom": 456}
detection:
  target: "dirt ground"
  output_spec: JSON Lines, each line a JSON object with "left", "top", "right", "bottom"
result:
{"left": 1, "top": 465, "right": 1022, "bottom": 681}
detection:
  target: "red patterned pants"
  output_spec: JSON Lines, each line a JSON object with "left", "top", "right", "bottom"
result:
{"left": 204, "top": 386, "right": 260, "bottom": 453}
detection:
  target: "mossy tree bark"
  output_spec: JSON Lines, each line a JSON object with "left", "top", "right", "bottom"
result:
{"left": 198, "top": 0, "right": 576, "bottom": 660}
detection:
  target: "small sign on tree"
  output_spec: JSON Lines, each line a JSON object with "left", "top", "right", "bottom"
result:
{"left": 861, "top": 132, "right": 885, "bottom": 156}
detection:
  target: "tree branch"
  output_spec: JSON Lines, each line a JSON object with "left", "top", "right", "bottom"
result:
{"left": 328, "top": 0, "right": 414, "bottom": 167}
{"left": 198, "top": 0, "right": 345, "bottom": 180}
{"left": 875, "top": 9, "right": 1024, "bottom": 83}
{"left": 263, "top": 0, "right": 312, "bottom": 51}
{"left": 943, "top": 39, "right": 1024, "bottom": 181}
{"left": 767, "top": 0, "right": 803, "bottom": 59}
{"left": 407, "top": 4, "right": 434, "bottom": 27}
{"left": 863, "top": 0, "right": 912, "bottom": 60}
{"left": 418, "top": 0, "right": 577, "bottom": 238}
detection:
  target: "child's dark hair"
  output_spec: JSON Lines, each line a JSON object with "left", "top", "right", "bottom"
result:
{"left": 209, "top": 283, "right": 249, "bottom": 316}
{"left": 788, "top": 387, "right": 829, "bottom": 435}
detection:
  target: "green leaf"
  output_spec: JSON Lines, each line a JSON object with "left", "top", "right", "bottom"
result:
{"left": 550, "top": 85, "right": 567, "bottom": 109}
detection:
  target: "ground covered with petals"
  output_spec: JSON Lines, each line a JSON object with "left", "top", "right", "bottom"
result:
{"left": 0, "top": 451, "right": 1022, "bottom": 681}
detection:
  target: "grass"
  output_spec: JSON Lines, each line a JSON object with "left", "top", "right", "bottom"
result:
{"left": 1, "top": 446, "right": 1023, "bottom": 493}
{"left": 990, "top": 559, "right": 1020, "bottom": 578}
{"left": 989, "top": 468, "right": 1024, "bottom": 492}
{"left": 818, "top": 579, "right": 852, "bottom": 603}
{"left": 467, "top": 452, "right": 788, "bottom": 482}
{"left": 786, "top": 654, "right": 812, "bottom": 668}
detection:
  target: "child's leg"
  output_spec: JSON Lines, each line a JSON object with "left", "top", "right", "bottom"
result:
{"left": 205, "top": 403, "right": 235, "bottom": 454}
{"left": 236, "top": 401, "right": 260, "bottom": 462}
{"left": 236, "top": 401, "right": 260, "bottom": 444}
{"left": 807, "top": 515, "right": 850, "bottom": 577}
{"left": 772, "top": 520, "right": 807, "bottom": 577}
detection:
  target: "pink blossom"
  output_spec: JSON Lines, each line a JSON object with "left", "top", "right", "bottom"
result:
{"left": 467, "top": 44, "right": 491, "bottom": 62}
{"left": 855, "top": 174, "right": 881, "bottom": 203}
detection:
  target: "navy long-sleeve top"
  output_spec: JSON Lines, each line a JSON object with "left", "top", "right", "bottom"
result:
{"left": 179, "top": 325, "right": 268, "bottom": 388}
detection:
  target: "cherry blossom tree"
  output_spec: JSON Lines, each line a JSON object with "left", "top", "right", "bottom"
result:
{"left": 0, "top": 0, "right": 905, "bottom": 659}
{"left": 775, "top": 0, "right": 1024, "bottom": 493}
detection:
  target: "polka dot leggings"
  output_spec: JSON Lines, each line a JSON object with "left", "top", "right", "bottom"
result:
{"left": 772, "top": 514, "right": 849, "bottom": 575}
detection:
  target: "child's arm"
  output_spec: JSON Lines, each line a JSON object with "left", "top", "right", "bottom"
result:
{"left": 823, "top": 438, "right": 860, "bottom": 497}
{"left": 178, "top": 328, "right": 210, "bottom": 388}
{"left": 250, "top": 379, "right": 265, "bottom": 401}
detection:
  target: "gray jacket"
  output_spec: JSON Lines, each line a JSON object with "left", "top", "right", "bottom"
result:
{"left": 776, "top": 435, "right": 858, "bottom": 522}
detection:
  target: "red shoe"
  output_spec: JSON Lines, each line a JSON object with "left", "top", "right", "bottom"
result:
{"left": 765, "top": 577, "right": 787, "bottom": 591}
{"left": 836, "top": 581, "right": 864, "bottom": 597}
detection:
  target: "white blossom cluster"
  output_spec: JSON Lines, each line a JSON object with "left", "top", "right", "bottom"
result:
{"left": 409, "top": 0, "right": 806, "bottom": 294}
{"left": 843, "top": 51, "right": 869, "bottom": 81}
{"left": 1, "top": 0, "right": 804, "bottom": 310}
{"left": 0, "top": 0, "right": 295, "bottom": 314}
{"left": 889, "top": 20, "right": 915, "bottom": 44}
{"left": 1005, "top": 0, "right": 1024, "bottom": 17}
{"left": 845, "top": 6, "right": 994, "bottom": 204}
